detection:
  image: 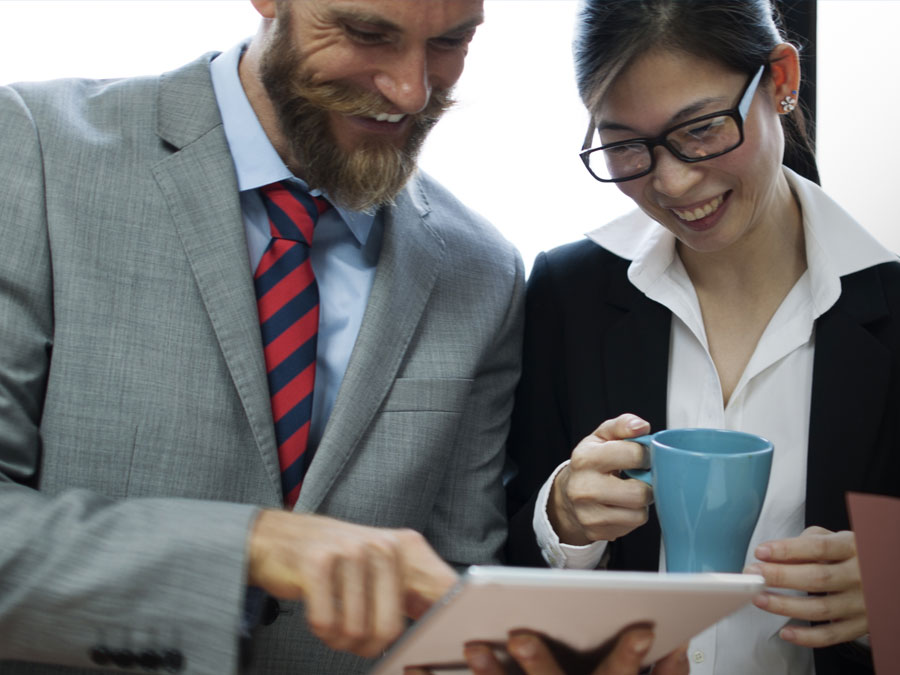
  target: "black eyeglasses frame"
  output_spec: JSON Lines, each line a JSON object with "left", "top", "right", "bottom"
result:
{"left": 579, "top": 64, "right": 767, "bottom": 183}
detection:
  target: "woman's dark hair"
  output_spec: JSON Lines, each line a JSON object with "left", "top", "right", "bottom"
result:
{"left": 574, "top": 0, "right": 819, "bottom": 184}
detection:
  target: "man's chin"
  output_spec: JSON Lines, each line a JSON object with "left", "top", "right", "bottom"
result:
{"left": 293, "top": 123, "right": 424, "bottom": 212}
{"left": 297, "top": 149, "right": 414, "bottom": 213}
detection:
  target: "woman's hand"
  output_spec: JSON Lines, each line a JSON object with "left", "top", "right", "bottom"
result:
{"left": 404, "top": 627, "right": 688, "bottom": 675}
{"left": 548, "top": 414, "right": 654, "bottom": 546}
{"left": 745, "top": 526, "right": 867, "bottom": 647}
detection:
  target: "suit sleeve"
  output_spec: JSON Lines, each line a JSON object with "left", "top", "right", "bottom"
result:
{"left": 504, "top": 251, "right": 576, "bottom": 566}
{"left": 422, "top": 241, "right": 525, "bottom": 569}
{"left": 0, "top": 86, "right": 257, "bottom": 675}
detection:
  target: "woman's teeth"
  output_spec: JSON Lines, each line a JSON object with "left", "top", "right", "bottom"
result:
{"left": 673, "top": 194, "right": 725, "bottom": 222}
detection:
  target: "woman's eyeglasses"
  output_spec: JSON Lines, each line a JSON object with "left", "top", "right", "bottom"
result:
{"left": 579, "top": 65, "right": 766, "bottom": 183}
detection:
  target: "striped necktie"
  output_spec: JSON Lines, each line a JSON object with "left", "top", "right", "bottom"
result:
{"left": 255, "top": 180, "right": 329, "bottom": 508}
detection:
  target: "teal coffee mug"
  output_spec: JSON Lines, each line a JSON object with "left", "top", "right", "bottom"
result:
{"left": 625, "top": 428, "right": 774, "bottom": 573}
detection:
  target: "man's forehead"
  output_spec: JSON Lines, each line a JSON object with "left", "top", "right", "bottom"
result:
{"left": 318, "top": 0, "right": 484, "bottom": 35}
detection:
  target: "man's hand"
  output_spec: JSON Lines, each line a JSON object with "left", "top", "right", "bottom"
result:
{"left": 405, "top": 627, "right": 689, "bottom": 675}
{"left": 248, "top": 510, "right": 458, "bottom": 657}
{"left": 745, "top": 526, "right": 867, "bottom": 647}
{"left": 549, "top": 414, "right": 654, "bottom": 546}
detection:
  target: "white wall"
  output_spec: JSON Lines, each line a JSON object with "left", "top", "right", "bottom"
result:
{"left": 817, "top": 0, "right": 900, "bottom": 254}
{"left": 1, "top": 0, "right": 896, "bottom": 273}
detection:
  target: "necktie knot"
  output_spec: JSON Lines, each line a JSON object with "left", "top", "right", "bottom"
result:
{"left": 259, "top": 180, "right": 330, "bottom": 246}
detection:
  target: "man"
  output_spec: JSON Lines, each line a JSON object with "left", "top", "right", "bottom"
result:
{"left": 0, "top": 0, "right": 521, "bottom": 672}
{"left": 0, "top": 1, "right": 687, "bottom": 673}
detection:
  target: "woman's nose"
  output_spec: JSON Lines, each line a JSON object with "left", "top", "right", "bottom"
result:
{"left": 650, "top": 147, "right": 704, "bottom": 198}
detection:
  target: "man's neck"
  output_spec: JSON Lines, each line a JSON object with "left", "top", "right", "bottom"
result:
{"left": 238, "top": 34, "right": 295, "bottom": 173}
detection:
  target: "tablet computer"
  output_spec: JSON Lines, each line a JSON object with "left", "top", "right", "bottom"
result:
{"left": 371, "top": 566, "right": 764, "bottom": 674}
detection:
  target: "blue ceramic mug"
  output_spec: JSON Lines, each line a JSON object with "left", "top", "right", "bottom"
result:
{"left": 625, "top": 428, "right": 773, "bottom": 573}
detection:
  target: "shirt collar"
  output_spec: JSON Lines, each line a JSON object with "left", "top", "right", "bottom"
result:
{"left": 585, "top": 167, "right": 897, "bottom": 319}
{"left": 209, "top": 41, "right": 376, "bottom": 246}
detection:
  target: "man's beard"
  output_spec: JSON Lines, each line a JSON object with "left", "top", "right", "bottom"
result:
{"left": 259, "top": 17, "right": 454, "bottom": 212}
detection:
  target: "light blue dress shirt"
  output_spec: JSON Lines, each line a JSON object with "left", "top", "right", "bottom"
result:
{"left": 209, "top": 43, "right": 383, "bottom": 454}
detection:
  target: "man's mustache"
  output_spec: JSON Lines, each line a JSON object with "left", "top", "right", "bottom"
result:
{"left": 285, "top": 75, "right": 456, "bottom": 126}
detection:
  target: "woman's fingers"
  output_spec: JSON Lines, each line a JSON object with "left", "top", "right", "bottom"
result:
{"left": 749, "top": 529, "right": 868, "bottom": 647}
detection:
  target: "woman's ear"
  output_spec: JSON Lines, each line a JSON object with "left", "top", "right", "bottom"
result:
{"left": 768, "top": 43, "right": 802, "bottom": 114}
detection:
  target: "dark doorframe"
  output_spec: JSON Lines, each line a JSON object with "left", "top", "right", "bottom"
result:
{"left": 779, "top": 0, "right": 817, "bottom": 149}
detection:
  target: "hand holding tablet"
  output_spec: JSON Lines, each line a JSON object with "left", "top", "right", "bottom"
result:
{"left": 371, "top": 567, "right": 764, "bottom": 674}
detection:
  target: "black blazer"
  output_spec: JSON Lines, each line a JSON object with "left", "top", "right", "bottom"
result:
{"left": 505, "top": 240, "right": 900, "bottom": 675}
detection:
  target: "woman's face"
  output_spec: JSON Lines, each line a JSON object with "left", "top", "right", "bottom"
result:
{"left": 594, "top": 49, "right": 789, "bottom": 255}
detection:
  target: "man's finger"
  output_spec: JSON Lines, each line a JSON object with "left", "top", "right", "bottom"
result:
{"left": 304, "top": 554, "right": 340, "bottom": 646}
{"left": 338, "top": 555, "right": 369, "bottom": 649}
{"left": 397, "top": 529, "right": 458, "bottom": 615}
{"left": 357, "top": 546, "right": 405, "bottom": 658}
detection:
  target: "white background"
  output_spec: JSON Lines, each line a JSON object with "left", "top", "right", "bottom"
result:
{"left": 1, "top": 1, "right": 897, "bottom": 272}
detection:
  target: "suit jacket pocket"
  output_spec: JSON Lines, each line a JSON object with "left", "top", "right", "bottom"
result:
{"left": 381, "top": 377, "right": 473, "bottom": 413}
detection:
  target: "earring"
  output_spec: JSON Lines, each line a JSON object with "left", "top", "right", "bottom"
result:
{"left": 780, "top": 90, "right": 798, "bottom": 113}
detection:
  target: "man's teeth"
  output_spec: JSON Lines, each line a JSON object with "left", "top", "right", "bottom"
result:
{"left": 369, "top": 112, "right": 405, "bottom": 123}
{"left": 673, "top": 194, "right": 724, "bottom": 222}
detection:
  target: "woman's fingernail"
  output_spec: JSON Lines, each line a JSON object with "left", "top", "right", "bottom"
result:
{"left": 628, "top": 417, "right": 647, "bottom": 430}
{"left": 780, "top": 627, "right": 796, "bottom": 641}
{"left": 744, "top": 564, "right": 762, "bottom": 575}
{"left": 753, "top": 593, "right": 769, "bottom": 609}
{"left": 755, "top": 545, "right": 772, "bottom": 560}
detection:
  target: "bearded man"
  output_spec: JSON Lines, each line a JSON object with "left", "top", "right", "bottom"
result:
{"left": 0, "top": 0, "right": 523, "bottom": 673}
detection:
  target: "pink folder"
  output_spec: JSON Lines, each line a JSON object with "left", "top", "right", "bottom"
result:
{"left": 847, "top": 492, "right": 900, "bottom": 675}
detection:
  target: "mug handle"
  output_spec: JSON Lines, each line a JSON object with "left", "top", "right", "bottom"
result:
{"left": 622, "top": 433, "right": 655, "bottom": 485}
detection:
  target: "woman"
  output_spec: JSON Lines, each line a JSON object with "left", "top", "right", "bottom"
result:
{"left": 505, "top": 1, "right": 900, "bottom": 674}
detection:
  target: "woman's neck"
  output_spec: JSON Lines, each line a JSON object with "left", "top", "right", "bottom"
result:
{"left": 678, "top": 177, "right": 806, "bottom": 298}
{"left": 676, "top": 175, "right": 807, "bottom": 406}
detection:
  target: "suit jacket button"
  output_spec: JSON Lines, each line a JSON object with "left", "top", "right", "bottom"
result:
{"left": 110, "top": 649, "right": 137, "bottom": 668}
{"left": 261, "top": 597, "right": 281, "bottom": 626}
{"left": 162, "top": 649, "right": 185, "bottom": 673}
{"left": 138, "top": 649, "right": 163, "bottom": 670}
{"left": 89, "top": 646, "right": 112, "bottom": 666}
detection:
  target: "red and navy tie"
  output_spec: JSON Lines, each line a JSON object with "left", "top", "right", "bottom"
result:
{"left": 255, "top": 180, "right": 329, "bottom": 508}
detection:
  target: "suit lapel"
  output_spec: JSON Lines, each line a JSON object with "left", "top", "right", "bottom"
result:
{"left": 563, "top": 254, "right": 669, "bottom": 570}
{"left": 150, "top": 56, "right": 282, "bottom": 500}
{"left": 807, "top": 267, "right": 892, "bottom": 529}
{"left": 601, "top": 269, "right": 671, "bottom": 433}
{"left": 600, "top": 269, "right": 670, "bottom": 571}
{"left": 296, "top": 176, "right": 445, "bottom": 512}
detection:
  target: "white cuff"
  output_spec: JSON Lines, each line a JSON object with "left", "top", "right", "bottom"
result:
{"left": 533, "top": 460, "right": 608, "bottom": 569}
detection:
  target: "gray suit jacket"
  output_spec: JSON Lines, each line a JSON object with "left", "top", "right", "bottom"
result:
{"left": 0, "top": 54, "right": 523, "bottom": 674}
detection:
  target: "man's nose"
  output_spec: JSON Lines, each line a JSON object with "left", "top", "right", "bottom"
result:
{"left": 373, "top": 47, "right": 432, "bottom": 114}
